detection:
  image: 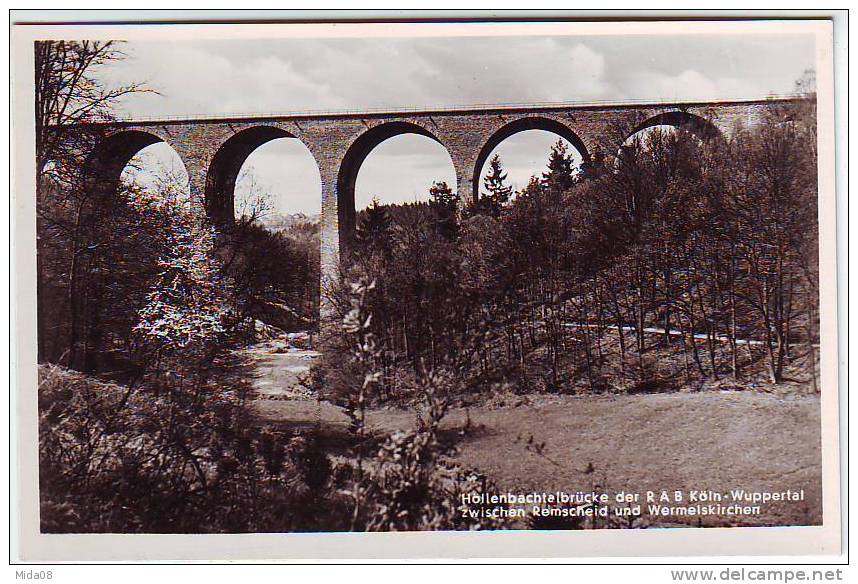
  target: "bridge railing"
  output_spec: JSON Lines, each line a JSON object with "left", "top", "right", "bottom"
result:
{"left": 101, "top": 93, "right": 806, "bottom": 125}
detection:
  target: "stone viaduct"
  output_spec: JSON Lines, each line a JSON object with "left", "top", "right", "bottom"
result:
{"left": 67, "top": 96, "right": 798, "bottom": 302}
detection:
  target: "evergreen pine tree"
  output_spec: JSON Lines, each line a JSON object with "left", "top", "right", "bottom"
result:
{"left": 479, "top": 153, "right": 513, "bottom": 217}
{"left": 355, "top": 197, "right": 393, "bottom": 251}
{"left": 429, "top": 181, "right": 458, "bottom": 240}
{"left": 429, "top": 180, "right": 457, "bottom": 211}
{"left": 542, "top": 139, "right": 577, "bottom": 192}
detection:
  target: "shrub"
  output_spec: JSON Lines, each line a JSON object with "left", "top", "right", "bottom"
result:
{"left": 325, "top": 279, "right": 505, "bottom": 531}
{"left": 37, "top": 359, "right": 350, "bottom": 533}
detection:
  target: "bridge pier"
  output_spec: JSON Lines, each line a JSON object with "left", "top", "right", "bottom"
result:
{"left": 445, "top": 148, "right": 480, "bottom": 207}
{"left": 172, "top": 147, "right": 209, "bottom": 211}
{"left": 317, "top": 162, "right": 343, "bottom": 330}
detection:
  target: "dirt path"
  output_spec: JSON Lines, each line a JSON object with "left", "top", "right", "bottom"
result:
{"left": 246, "top": 345, "right": 318, "bottom": 400}
{"left": 242, "top": 338, "right": 346, "bottom": 426}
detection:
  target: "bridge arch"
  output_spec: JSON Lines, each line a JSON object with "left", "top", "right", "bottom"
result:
{"left": 337, "top": 120, "right": 453, "bottom": 242}
{"left": 84, "top": 129, "right": 185, "bottom": 198}
{"left": 206, "top": 125, "right": 322, "bottom": 225}
{"left": 624, "top": 111, "right": 721, "bottom": 144}
{"left": 472, "top": 116, "right": 590, "bottom": 202}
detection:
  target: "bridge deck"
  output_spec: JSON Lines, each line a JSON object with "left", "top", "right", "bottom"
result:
{"left": 74, "top": 94, "right": 802, "bottom": 127}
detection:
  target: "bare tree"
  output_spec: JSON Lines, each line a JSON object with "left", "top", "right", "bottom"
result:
{"left": 35, "top": 41, "right": 150, "bottom": 178}
{"left": 35, "top": 40, "right": 152, "bottom": 364}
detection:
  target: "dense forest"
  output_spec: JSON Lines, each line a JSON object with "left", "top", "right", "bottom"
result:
{"left": 34, "top": 41, "right": 819, "bottom": 533}
{"left": 322, "top": 98, "right": 820, "bottom": 408}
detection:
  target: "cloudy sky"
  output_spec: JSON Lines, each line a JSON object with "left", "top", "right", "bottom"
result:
{"left": 112, "top": 32, "right": 815, "bottom": 216}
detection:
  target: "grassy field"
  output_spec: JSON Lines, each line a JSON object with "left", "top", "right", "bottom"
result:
{"left": 248, "top": 346, "right": 822, "bottom": 529}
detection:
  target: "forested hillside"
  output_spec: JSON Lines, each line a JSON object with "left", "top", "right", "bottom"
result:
{"left": 323, "top": 100, "right": 819, "bottom": 407}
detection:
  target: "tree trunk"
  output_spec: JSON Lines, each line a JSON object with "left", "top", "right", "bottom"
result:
{"left": 729, "top": 253, "right": 739, "bottom": 379}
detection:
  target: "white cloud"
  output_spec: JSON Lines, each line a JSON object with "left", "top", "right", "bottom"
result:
{"left": 622, "top": 68, "right": 775, "bottom": 103}
{"left": 354, "top": 135, "right": 456, "bottom": 209}
{"left": 104, "top": 34, "right": 814, "bottom": 215}
{"left": 232, "top": 139, "right": 321, "bottom": 215}
{"left": 106, "top": 43, "right": 340, "bottom": 117}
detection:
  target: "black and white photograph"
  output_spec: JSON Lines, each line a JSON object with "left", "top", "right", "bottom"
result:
{"left": 11, "top": 13, "right": 843, "bottom": 563}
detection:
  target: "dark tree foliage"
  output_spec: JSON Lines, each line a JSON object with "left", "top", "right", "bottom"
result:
{"left": 542, "top": 139, "right": 577, "bottom": 193}
{"left": 35, "top": 41, "right": 152, "bottom": 366}
{"left": 219, "top": 217, "right": 321, "bottom": 332}
{"left": 429, "top": 180, "right": 459, "bottom": 240}
{"left": 355, "top": 197, "right": 394, "bottom": 253}
{"left": 327, "top": 96, "right": 819, "bottom": 398}
{"left": 469, "top": 153, "right": 513, "bottom": 218}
